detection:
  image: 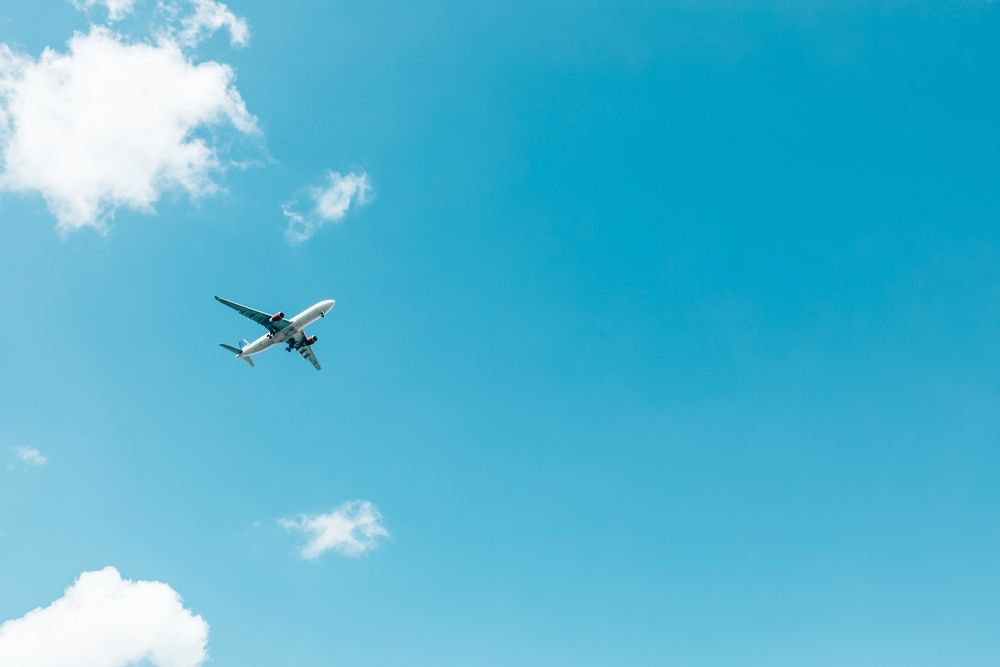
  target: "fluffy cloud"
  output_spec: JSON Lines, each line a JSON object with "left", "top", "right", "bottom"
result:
{"left": 280, "top": 500, "right": 389, "bottom": 559}
{"left": 73, "top": 0, "right": 138, "bottom": 22}
{"left": 0, "top": 4, "right": 255, "bottom": 234}
{"left": 0, "top": 567, "right": 209, "bottom": 667}
{"left": 11, "top": 446, "right": 46, "bottom": 467}
{"left": 283, "top": 171, "right": 372, "bottom": 244}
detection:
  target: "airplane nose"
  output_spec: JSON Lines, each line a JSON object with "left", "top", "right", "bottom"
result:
{"left": 324, "top": 299, "right": 336, "bottom": 313}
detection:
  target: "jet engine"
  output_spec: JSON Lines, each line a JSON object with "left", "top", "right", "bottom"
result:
{"left": 269, "top": 311, "right": 284, "bottom": 323}
{"left": 305, "top": 335, "right": 318, "bottom": 346}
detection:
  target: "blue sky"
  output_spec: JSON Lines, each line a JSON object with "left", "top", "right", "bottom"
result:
{"left": 1, "top": 0, "right": 1000, "bottom": 665}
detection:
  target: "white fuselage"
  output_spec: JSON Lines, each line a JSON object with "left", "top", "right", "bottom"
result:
{"left": 240, "top": 300, "right": 335, "bottom": 357}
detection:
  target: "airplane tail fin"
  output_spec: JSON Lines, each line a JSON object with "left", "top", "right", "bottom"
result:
{"left": 239, "top": 339, "right": 251, "bottom": 350}
{"left": 219, "top": 343, "right": 255, "bottom": 368}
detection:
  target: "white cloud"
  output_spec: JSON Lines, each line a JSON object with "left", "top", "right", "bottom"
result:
{"left": 280, "top": 500, "right": 389, "bottom": 559}
{"left": 72, "top": 0, "right": 248, "bottom": 39}
{"left": 11, "top": 446, "right": 46, "bottom": 468}
{"left": 0, "top": 567, "right": 209, "bottom": 667}
{"left": 178, "top": 0, "right": 250, "bottom": 48}
{"left": 73, "top": 0, "right": 138, "bottom": 22}
{"left": 0, "top": 9, "right": 256, "bottom": 234}
{"left": 283, "top": 171, "right": 372, "bottom": 244}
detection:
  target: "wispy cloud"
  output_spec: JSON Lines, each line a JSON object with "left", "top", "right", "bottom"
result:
{"left": 72, "top": 0, "right": 249, "bottom": 42}
{"left": 177, "top": 0, "right": 250, "bottom": 48}
{"left": 0, "top": 567, "right": 208, "bottom": 667}
{"left": 280, "top": 500, "right": 389, "bottom": 559}
{"left": 72, "top": 0, "right": 138, "bottom": 22}
{"left": 283, "top": 171, "right": 372, "bottom": 244}
{"left": 10, "top": 446, "right": 46, "bottom": 469}
{"left": 0, "top": 1, "right": 256, "bottom": 234}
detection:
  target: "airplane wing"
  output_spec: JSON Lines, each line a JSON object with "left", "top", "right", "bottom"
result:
{"left": 215, "top": 296, "right": 290, "bottom": 334}
{"left": 298, "top": 344, "right": 322, "bottom": 371}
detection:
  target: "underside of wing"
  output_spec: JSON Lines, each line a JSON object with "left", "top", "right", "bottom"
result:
{"left": 215, "top": 296, "right": 290, "bottom": 333}
{"left": 298, "top": 344, "right": 322, "bottom": 370}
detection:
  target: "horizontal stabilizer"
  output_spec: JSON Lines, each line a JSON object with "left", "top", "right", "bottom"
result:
{"left": 219, "top": 343, "right": 255, "bottom": 368}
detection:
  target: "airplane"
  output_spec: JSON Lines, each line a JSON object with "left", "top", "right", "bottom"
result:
{"left": 215, "top": 296, "right": 335, "bottom": 370}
